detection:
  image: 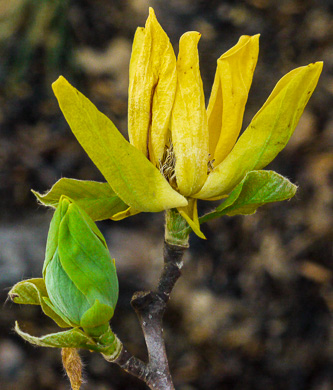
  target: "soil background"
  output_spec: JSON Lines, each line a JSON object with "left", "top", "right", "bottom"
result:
{"left": 0, "top": 0, "right": 332, "bottom": 389}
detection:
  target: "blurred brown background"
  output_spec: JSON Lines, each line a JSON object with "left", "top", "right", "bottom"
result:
{"left": 0, "top": 0, "right": 332, "bottom": 389}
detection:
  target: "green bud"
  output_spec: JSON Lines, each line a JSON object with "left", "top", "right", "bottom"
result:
{"left": 43, "top": 196, "right": 118, "bottom": 337}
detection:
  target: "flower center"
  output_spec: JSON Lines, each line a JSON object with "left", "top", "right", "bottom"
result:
{"left": 159, "top": 142, "right": 215, "bottom": 190}
{"left": 207, "top": 156, "right": 215, "bottom": 174}
{"left": 159, "top": 141, "right": 177, "bottom": 189}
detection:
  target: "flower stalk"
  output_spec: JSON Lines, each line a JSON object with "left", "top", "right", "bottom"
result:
{"left": 107, "top": 213, "right": 188, "bottom": 389}
{"left": 128, "top": 237, "right": 187, "bottom": 390}
{"left": 165, "top": 208, "right": 190, "bottom": 247}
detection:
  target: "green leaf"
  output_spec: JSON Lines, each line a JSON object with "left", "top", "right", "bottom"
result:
{"left": 32, "top": 178, "right": 129, "bottom": 221}
{"left": 52, "top": 76, "right": 188, "bottom": 212}
{"left": 8, "top": 279, "right": 70, "bottom": 328}
{"left": 199, "top": 170, "right": 297, "bottom": 224}
{"left": 14, "top": 322, "right": 114, "bottom": 352}
{"left": 9, "top": 278, "right": 46, "bottom": 305}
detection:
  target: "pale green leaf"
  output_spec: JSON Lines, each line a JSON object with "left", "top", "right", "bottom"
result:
{"left": 9, "top": 278, "right": 46, "bottom": 306}
{"left": 199, "top": 170, "right": 297, "bottom": 224}
{"left": 32, "top": 178, "right": 128, "bottom": 221}
{"left": 52, "top": 76, "right": 187, "bottom": 212}
{"left": 14, "top": 322, "right": 107, "bottom": 352}
{"left": 9, "top": 279, "right": 70, "bottom": 328}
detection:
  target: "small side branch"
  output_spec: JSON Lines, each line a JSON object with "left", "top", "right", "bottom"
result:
{"left": 105, "top": 241, "right": 187, "bottom": 389}
{"left": 111, "top": 347, "right": 149, "bottom": 382}
{"left": 130, "top": 241, "right": 187, "bottom": 390}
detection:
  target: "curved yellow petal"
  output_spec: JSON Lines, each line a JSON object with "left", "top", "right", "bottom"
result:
{"left": 128, "top": 7, "right": 177, "bottom": 165}
{"left": 171, "top": 31, "right": 209, "bottom": 197}
{"left": 194, "top": 62, "right": 323, "bottom": 200}
{"left": 110, "top": 207, "right": 140, "bottom": 221}
{"left": 207, "top": 35, "right": 259, "bottom": 166}
{"left": 177, "top": 199, "right": 206, "bottom": 239}
{"left": 52, "top": 76, "right": 188, "bottom": 212}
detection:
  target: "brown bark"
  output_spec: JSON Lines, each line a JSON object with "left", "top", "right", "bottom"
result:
{"left": 111, "top": 241, "right": 186, "bottom": 390}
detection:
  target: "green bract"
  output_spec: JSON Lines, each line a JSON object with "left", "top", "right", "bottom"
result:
{"left": 43, "top": 196, "right": 118, "bottom": 336}
{"left": 9, "top": 196, "right": 121, "bottom": 357}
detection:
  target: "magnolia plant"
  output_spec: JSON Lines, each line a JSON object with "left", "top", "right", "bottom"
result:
{"left": 9, "top": 7, "right": 322, "bottom": 390}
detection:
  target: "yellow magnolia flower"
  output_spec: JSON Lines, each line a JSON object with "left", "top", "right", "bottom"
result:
{"left": 51, "top": 8, "right": 322, "bottom": 239}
